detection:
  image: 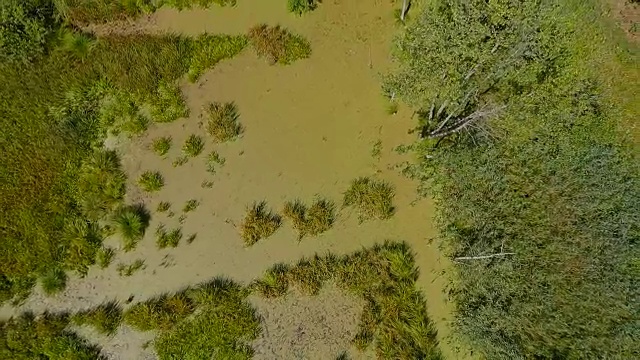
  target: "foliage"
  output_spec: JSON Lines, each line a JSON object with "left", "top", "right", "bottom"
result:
{"left": 155, "top": 224, "right": 183, "bottom": 249}
{"left": 206, "top": 150, "right": 225, "bottom": 174}
{"left": 183, "top": 134, "right": 205, "bottom": 157}
{"left": 152, "top": 136, "right": 172, "bottom": 156}
{"left": 188, "top": 34, "right": 247, "bottom": 81}
{"left": 343, "top": 177, "right": 395, "bottom": 221}
{"left": 387, "top": 0, "right": 640, "bottom": 358}
{"left": 72, "top": 301, "right": 123, "bottom": 335}
{"left": 205, "top": 102, "right": 243, "bottom": 143}
{"left": 138, "top": 171, "right": 164, "bottom": 192}
{"left": 149, "top": 81, "right": 189, "bottom": 123}
{"left": 282, "top": 198, "right": 335, "bottom": 240}
{"left": 248, "top": 24, "right": 311, "bottom": 65}
{"left": 252, "top": 242, "right": 442, "bottom": 359}
{"left": 116, "top": 259, "right": 145, "bottom": 277}
{"left": 40, "top": 267, "right": 67, "bottom": 295}
{"left": 287, "top": 0, "right": 319, "bottom": 15}
{"left": 111, "top": 205, "right": 150, "bottom": 251}
{"left": 0, "top": 0, "right": 55, "bottom": 65}
{"left": 0, "top": 312, "right": 104, "bottom": 359}
{"left": 240, "top": 201, "right": 282, "bottom": 246}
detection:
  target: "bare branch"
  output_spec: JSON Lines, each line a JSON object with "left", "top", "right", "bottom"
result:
{"left": 454, "top": 252, "right": 515, "bottom": 261}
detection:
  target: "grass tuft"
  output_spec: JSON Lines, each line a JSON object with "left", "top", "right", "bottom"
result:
{"left": 240, "top": 201, "right": 282, "bottom": 246}
{"left": 248, "top": 24, "right": 311, "bottom": 65}
{"left": 157, "top": 201, "right": 171, "bottom": 213}
{"left": 72, "top": 301, "right": 123, "bottom": 335}
{"left": 206, "top": 150, "right": 226, "bottom": 174}
{"left": 96, "top": 246, "right": 116, "bottom": 269}
{"left": 204, "top": 102, "right": 243, "bottom": 143}
{"left": 343, "top": 177, "right": 395, "bottom": 221}
{"left": 250, "top": 263, "right": 290, "bottom": 298}
{"left": 152, "top": 136, "right": 172, "bottom": 156}
{"left": 116, "top": 259, "right": 145, "bottom": 277}
{"left": 156, "top": 225, "right": 183, "bottom": 249}
{"left": 111, "top": 205, "right": 150, "bottom": 251}
{"left": 138, "top": 171, "right": 165, "bottom": 192}
{"left": 183, "top": 134, "right": 204, "bottom": 157}
{"left": 124, "top": 293, "right": 195, "bottom": 331}
{"left": 188, "top": 34, "right": 248, "bottom": 81}
{"left": 172, "top": 156, "right": 189, "bottom": 167}
{"left": 287, "top": 0, "right": 319, "bottom": 15}
{"left": 40, "top": 268, "right": 67, "bottom": 295}
{"left": 282, "top": 198, "right": 336, "bottom": 240}
{"left": 182, "top": 199, "right": 200, "bottom": 213}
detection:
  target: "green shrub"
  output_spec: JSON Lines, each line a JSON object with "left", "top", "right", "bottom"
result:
{"left": 111, "top": 205, "right": 150, "bottom": 251}
{"left": 343, "top": 177, "right": 395, "bottom": 221}
{"left": 152, "top": 136, "right": 172, "bottom": 156}
{"left": 240, "top": 201, "right": 282, "bottom": 246}
{"left": 40, "top": 267, "right": 67, "bottom": 295}
{"left": 138, "top": 171, "right": 164, "bottom": 192}
{"left": 72, "top": 302, "right": 123, "bottom": 335}
{"left": 0, "top": 0, "right": 55, "bottom": 65}
{"left": 248, "top": 24, "right": 311, "bottom": 65}
{"left": 287, "top": 0, "right": 319, "bottom": 15}
{"left": 183, "top": 134, "right": 204, "bottom": 157}
{"left": 205, "top": 102, "right": 243, "bottom": 143}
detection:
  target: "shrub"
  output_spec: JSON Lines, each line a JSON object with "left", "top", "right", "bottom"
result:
{"left": 138, "top": 171, "right": 164, "bottom": 192}
{"left": 152, "top": 136, "right": 172, "bottom": 156}
{"left": 111, "top": 205, "right": 150, "bottom": 251}
{"left": 287, "top": 0, "right": 319, "bottom": 15}
{"left": 282, "top": 198, "right": 335, "bottom": 240}
{"left": 72, "top": 301, "right": 123, "bottom": 335}
{"left": 240, "top": 201, "right": 282, "bottom": 246}
{"left": 204, "top": 102, "right": 242, "bottom": 143}
{"left": 343, "top": 177, "right": 395, "bottom": 221}
{"left": 40, "top": 267, "right": 67, "bottom": 295}
{"left": 0, "top": 0, "right": 55, "bottom": 65}
{"left": 183, "top": 134, "right": 204, "bottom": 157}
{"left": 248, "top": 24, "right": 311, "bottom": 65}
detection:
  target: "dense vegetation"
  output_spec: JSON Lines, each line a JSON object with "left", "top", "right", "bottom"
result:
{"left": 0, "top": 0, "right": 310, "bottom": 303}
{"left": 388, "top": 0, "right": 639, "bottom": 358}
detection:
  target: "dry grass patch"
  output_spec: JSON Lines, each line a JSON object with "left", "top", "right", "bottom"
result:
{"left": 343, "top": 177, "right": 395, "bottom": 221}
{"left": 248, "top": 24, "right": 311, "bottom": 65}
{"left": 240, "top": 201, "right": 282, "bottom": 246}
{"left": 205, "top": 102, "right": 243, "bottom": 143}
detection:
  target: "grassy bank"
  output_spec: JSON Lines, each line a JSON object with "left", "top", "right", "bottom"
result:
{"left": 387, "top": 0, "right": 639, "bottom": 358}
{"left": 0, "top": 0, "right": 310, "bottom": 303}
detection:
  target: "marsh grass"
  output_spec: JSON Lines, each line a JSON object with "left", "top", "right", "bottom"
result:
{"left": 61, "top": 218, "right": 102, "bottom": 276}
{"left": 0, "top": 312, "right": 103, "bottom": 358}
{"left": 138, "top": 171, "right": 164, "bottom": 192}
{"left": 40, "top": 268, "right": 67, "bottom": 295}
{"left": 72, "top": 301, "right": 123, "bottom": 336}
{"left": 182, "top": 199, "right": 200, "bottom": 213}
{"left": 156, "top": 225, "right": 183, "bottom": 249}
{"left": 282, "top": 198, "right": 336, "bottom": 240}
{"left": 172, "top": 156, "right": 189, "bottom": 167}
{"left": 152, "top": 136, "right": 172, "bottom": 156}
{"left": 157, "top": 201, "right": 171, "bottom": 213}
{"left": 240, "top": 201, "right": 282, "bottom": 246}
{"left": 343, "top": 177, "right": 395, "bottom": 221}
{"left": 124, "top": 293, "right": 194, "bottom": 331}
{"left": 116, "top": 259, "right": 145, "bottom": 277}
{"left": 248, "top": 24, "right": 311, "bottom": 65}
{"left": 96, "top": 246, "right": 116, "bottom": 269}
{"left": 60, "top": 29, "right": 97, "bottom": 60}
{"left": 111, "top": 205, "right": 150, "bottom": 251}
{"left": 252, "top": 242, "right": 442, "bottom": 358}
{"left": 204, "top": 102, "right": 243, "bottom": 143}
{"left": 206, "top": 150, "right": 226, "bottom": 174}
{"left": 287, "top": 0, "right": 319, "bottom": 15}
{"left": 183, "top": 134, "right": 205, "bottom": 157}
{"left": 188, "top": 34, "right": 248, "bottom": 81}
{"left": 76, "top": 149, "right": 127, "bottom": 219}
{"left": 149, "top": 81, "right": 189, "bottom": 123}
